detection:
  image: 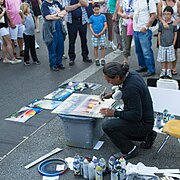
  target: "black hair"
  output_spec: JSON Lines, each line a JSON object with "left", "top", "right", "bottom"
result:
{"left": 163, "top": 6, "right": 174, "bottom": 14}
{"left": 163, "top": 0, "right": 176, "bottom": 2}
{"left": 92, "top": 3, "right": 100, "bottom": 9}
{"left": 103, "top": 62, "right": 129, "bottom": 79}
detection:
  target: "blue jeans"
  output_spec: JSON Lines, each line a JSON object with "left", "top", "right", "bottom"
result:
{"left": 47, "top": 21, "right": 64, "bottom": 68}
{"left": 134, "top": 30, "right": 155, "bottom": 73}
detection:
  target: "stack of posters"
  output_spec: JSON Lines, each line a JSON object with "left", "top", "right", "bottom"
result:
{"left": 52, "top": 93, "right": 115, "bottom": 118}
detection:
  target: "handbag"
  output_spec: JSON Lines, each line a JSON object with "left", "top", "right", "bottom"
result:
{"left": 127, "top": 19, "right": 133, "bottom": 36}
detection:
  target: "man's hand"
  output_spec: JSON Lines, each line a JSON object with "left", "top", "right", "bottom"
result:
{"left": 140, "top": 27, "right": 147, "bottom": 33}
{"left": 100, "top": 108, "right": 115, "bottom": 117}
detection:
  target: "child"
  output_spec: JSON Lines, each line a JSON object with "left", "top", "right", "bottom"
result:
{"left": 19, "top": 2, "right": 40, "bottom": 66}
{"left": 0, "top": 0, "right": 22, "bottom": 64}
{"left": 157, "top": 6, "right": 177, "bottom": 79}
{"left": 89, "top": 3, "right": 107, "bottom": 66}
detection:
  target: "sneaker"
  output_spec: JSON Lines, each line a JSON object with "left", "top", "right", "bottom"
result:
{"left": 95, "top": 59, "right": 100, "bottom": 66}
{"left": 114, "top": 48, "right": 123, "bottom": 54}
{"left": 136, "top": 67, "right": 147, "bottom": 73}
{"left": 166, "top": 69, "right": 172, "bottom": 79}
{"left": 57, "top": 64, "right": 65, "bottom": 69}
{"left": 33, "top": 60, "right": 41, "bottom": 65}
{"left": 140, "top": 130, "right": 157, "bottom": 149}
{"left": 62, "top": 54, "right": 67, "bottom": 60}
{"left": 3, "top": 59, "right": 13, "bottom": 64}
{"left": 50, "top": 66, "right": 59, "bottom": 71}
{"left": 109, "top": 41, "right": 117, "bottom": 51}
{"left": 35, "top": 42, "right": 40, "bottom": 49}
{"left": 160, "top": 69, "right": 166, "bottom": 78}
{"left": 113, "top": 146, "right": 139, "bottom": 160}
{"left": 100, "top": 59, "right": 106, "bottom": 66}
{"left": 11, "top": 58, "right": 22, "bottom": 64}
{"left": 24, "top": 61, "right": 30, "bottom": 66}
{"left": 83, "top": 57, "right": 92, "bottom": 63}
{"left": 142, "top": 71, "right": 155, "bottom": 77}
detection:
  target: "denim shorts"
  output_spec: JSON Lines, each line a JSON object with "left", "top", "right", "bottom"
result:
{"left": 92, "top": 34, "right": 106, "bottom": 47}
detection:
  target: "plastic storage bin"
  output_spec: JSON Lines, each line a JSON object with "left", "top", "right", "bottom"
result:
{"left": 59, "top": 115, "right": 104, "bottom": 149}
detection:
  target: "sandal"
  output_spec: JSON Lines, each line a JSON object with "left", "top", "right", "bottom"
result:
{"left": 172, "top": 70, "right": 177, "bottom": 75}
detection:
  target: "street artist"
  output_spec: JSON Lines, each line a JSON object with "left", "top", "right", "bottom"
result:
{"left": 100, "top": 62, "right": 157, "bottom": 160}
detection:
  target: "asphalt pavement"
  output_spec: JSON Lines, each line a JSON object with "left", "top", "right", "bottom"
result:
{"left": 0, "top": 20, "right": 180, "bottom": 180}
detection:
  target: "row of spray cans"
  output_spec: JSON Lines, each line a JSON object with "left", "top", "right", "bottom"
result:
{"left": 73, "top": 154, "right": 106, "bottom": 180}
{"left": 73, "top": 154, "right": 126, "bottom": 180}
{"left": 155, "top": 109, "right": 175, "bottom": 129}
{"left": 109, "top": 156, "right": 126, "bottom": 180}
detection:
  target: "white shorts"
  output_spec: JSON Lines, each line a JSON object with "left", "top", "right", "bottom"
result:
{"left": 0, "top": 27, "right": 9, "bottom": 37}
{"left": 9, "top": 24, "right": 24, "bottom": 40}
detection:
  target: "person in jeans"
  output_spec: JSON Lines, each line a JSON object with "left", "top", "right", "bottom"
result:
{"left": 19, "top": 2, "right": 40, "bottom": 66}
{"left": 133, "top": 0, "right": 157, "bottom": 77}
{"left": 65, "top": 0, "right": 92, "bottom": 66}
{"left": 100, "top": 62, "right": 157, "bottom": 160}
{"left": 41, "top": 0, "right": 66, "bottom": 71}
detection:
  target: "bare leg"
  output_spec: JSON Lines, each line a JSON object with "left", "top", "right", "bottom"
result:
{"left": 3, "top": 35, "right": 15, "bottom": 59}
{"left": 94, "top": 47, "right": 98, "bottom": 59}
{"left": 172, "top": 49, "right": 177, "bottom": 74}
{"left": 35, "top": 16, "right": 40, "bottom": 32}
{"left": 100, "top": 46, "right": 105, "bottom": 59}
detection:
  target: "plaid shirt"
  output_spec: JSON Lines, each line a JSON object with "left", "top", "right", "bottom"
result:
{"left": 65, "top": 0, "right": 89, "bottom": 25}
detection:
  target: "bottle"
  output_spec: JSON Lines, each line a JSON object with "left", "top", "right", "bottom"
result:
{"left": 95, "top": 166, "right": 103, "bottom": 180}
{"left": 155, "top": 112, "right": 162, "bottom": 129}
{"left": 73, "top": 154, "right": 80, "bottom": 176}
{"left": 92, "top": 158, "right": 99, "bottom": 168}
{"left": 83, "top": 158, "right": 89, "bottom": 179}
{"left": 79, "top": 156, "right": 84, "bottom": 176}
{"left": 119, "top": 157, "right": 126, "bottom": 169}
{"left": 111, "top": 167, "right": 118, "bottom": 180}
{"left": 98, "top": 158, "right": 106, "bottom": 174}
{"left": 169, "top": 114, "right": 175, "bottom": 120}
{"left": 88, "top": 161, "right": 95, "bottom": 180}
{"left": 108, "top": 156, "right": 115, "bottom": 171}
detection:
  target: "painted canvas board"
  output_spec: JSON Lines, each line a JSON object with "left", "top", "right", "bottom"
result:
{"left": 52, "top": 93, "right": 115, "bottom": 118}
{"left": 44, "top": 88, "right": 74, "bottom": 101}
{"left": 28, "top": 99, "right": 62, "bottom": 110}
{"left": 5, "top": 106, "right": 41, "bottom": 123}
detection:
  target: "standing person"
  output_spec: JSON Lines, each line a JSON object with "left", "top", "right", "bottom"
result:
{"left": 19, "top": 2, "right": 40, "bottom": 65}
{"left": 118, "top": 0, "right": 135, "bottom": 64}
{"left": 157, "top": 6, "right": 177, "bottom": 78}
{"left": 158, "top": 0, "right": 180, "bottom": 76}
{"left": 100, "top": 62, "right": 157, "bottom": 160}
{"left": 65, "top": 0, "right": 92, "bottom": 66}
{"left": 89, "top": 3, "right": 107, "bottom": 66}
{"left": 100, "top": 0, "right": 117, "bottom": 50}
{"left": 0, "top": 0, "right": 22, "bottom": 64}
{"left": 5, "top": 0, "right": 24, "bottom": 59}
{"left": 30, "top": 0, "right": 42, "bottom": 33}
{"left": 41, "top": 0, "right": 66, "bottom": 71}
{"left": 133, "top": 0, "right": 157, "bottom": 77}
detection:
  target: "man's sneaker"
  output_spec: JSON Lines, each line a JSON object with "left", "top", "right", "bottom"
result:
{"left": 160, "top": 69, "right": 166, "bottom": 78}
{"left": 100, "top": 58, "right": 106, "bottom": 66}
{"left": 62, "top": 54, "right": 67, "bottom": 60}
{"left": 11, "top": 59, "right": 22, "bottom": 64}
{"left": 24, "top": 61, "right": 30, "bottom": 66}
{"left": 83, "top": 57, "right": 92, "bottom": 63}
{"left": 140, "top": 130, "right": 157, "bottom": 149}
{"left": 113, "top": 146, "right": 139, "bottom": 160}
{"left": 95, "top": 59, "right": 100, "bottom": 66}
{"left": 35, "top": 42, "right": 40, "bottom": 49}
{"left": 109, "top": 41, "right": 117, "bottom": 51}
{"left": 33, "top": 60, "right": 41, "bottom": 65}
{"left": 166, "top": 69, "right": 172, "bottom": 79}
{"left": 3, "top": 59, "right": 13, "bottom": 64}
{"left": 113, "top": 48, "right": 123, "bottom": 54}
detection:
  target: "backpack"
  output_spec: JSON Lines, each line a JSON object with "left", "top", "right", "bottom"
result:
{"left": 146, "top": 0, "right": 158, "bottom": 27}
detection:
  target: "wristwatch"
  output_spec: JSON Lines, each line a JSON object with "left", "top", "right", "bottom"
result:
{"left": 56, "top": 14, "right": 59, "bottom": 17}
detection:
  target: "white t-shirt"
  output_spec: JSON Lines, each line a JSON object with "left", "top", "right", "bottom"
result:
{"left": 133, "top": 0, "right": 157, "bottom": 31}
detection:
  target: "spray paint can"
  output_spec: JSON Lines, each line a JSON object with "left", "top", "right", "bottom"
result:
{"left": 111, "top": 167, "right": 119, "bottom": 180}
{"left": 83, "top": 158, "right": 89, "bottom": 179}
{"left": 163, "top": 109, "right": 169, "bottom": 123}
{"left": 108, "top": 156, "right": 115, "bottom": 171}
{"left": 88, "top": 161, "right": 95, "bottom": 180}
{"left": 73, "top": 154, "right": 80, "bottom": 176}
{"left": 95, "top": 166, "right": 103, "bottom": 180}
{"left": 98, "top": 158, "right": 106, "bottom": 174}
{"left": 79, "top": 156, "right": 84, "bottom": 176}
{"left": 119, "top": 168, "right": 126, "bottom": 180}
{"left": 155, "top": 112, "right": 162, "bottom": 128}
{"left": 119, "top": 157, "right": 126, "bottom": 169}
